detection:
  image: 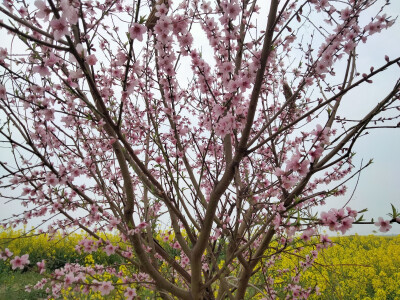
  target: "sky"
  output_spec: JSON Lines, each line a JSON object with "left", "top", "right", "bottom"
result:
{"left": 0, "top": 0, "right": 399, "bottom": 236}
{"left": 317, "top": 1, "right": 400, "bottom": 235}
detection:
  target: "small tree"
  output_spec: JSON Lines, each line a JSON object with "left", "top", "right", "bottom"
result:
{"left": 0, "top": 0, "right": 399, "bottom": 298}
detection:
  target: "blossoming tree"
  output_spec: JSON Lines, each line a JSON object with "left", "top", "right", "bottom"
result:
{"left": 0, "top": 0, "right": 399, "bottom": 298}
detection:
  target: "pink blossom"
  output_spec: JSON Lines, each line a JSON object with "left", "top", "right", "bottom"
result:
{"left": 224, "top": 1, "right": 241, "bottom": 20}
{"left": 309, "top": 144, "right": 324, "bottom": 162}
{"left": 305, "top": 77, "right": 314, "bottom": 86}
{"left": 364, "top": 22, "right": 380, "bottom": 35}
{"left": 226, "top": 79, "right": 240, "bottom": 92}
{"left": 338, "top": 217, "right": 353, "bottom": 234}
{"left": 60, "top": 0, "right": 78, "bottom": 25}
{"left": 155, "top": 156, "right": 164, "bottom": 164}
{"left": 91, "top": 280, "right": 100, "bottom": 292}
{"left": 10, "top": 254, "right": 30, "bottom": 270}
{"left": 202, "top": 261, "right": 210, "bottom": 271}
{"left": 172, "top": 241, "right": 181, "bottom": 249}
{"left": 0, "top": 84, "right": 6, "bottom": 99}
{"left": 320, "top": 235, "right": 331, "bottom": 244}
{"left": 37, "top": 259, "right": 46, "bottom": 274}
{"left": 336, "top": 208, "right": 346, "bottom": 219}
{"left": 0, "top": 47, "right": 7, "bottom": 61}
{"left": 50, "top": 18, "right": 69, "bottom": 40}
{"left": 340, "top": 7, "right": 351, "bottom": 20}
{"left": 106, "top": 216, "right": 120, "bottom": 230}
{"left": 346, "top": 207, "right": 358, "bottom": 218}
{"left": 180, "top": 255, "right": 190, "bottom": 267}
{"left": 272, "top": 214, "right": 281, "bottom": 230}
{"left": 300, "top": 228, "right": 315, "bottom": 242}
{"left": 290, "top": 284, "right": 301, "bottom": 297}
{"left": 17, "top": 6, "right": 28, "bottom": 17}
{"left": 374, "top": 217, "right": 392, "bottom": 232}
{"left": 282, "top": 175, "right": 297, "bottom": 189}
{"left": 32, "top": 65, "right": 51, "bottom": 77}
{"left": 104, "top": 244, "right": 118, "bottom": 256}
{"left": 201, "top": 1, "right": 212, "bottom": 13}
{"left": 21, "top": 187, "right": 31, "bottom": 196}
{"left": 343, "top": 41, "right": 356, "bottom": 54}
{"left": 1, "top": 248, "right": 13, "bottom": 260}
{"left": 155, "top": 3, "right": 168, "bottom": 18}
{"left": 44, "top": 52, "right": 60, "bottom": 67}
{"left": 64, "top": 272, "right": 76, "bottom": 287}
{"left": 274, "top": 168, "right": 285, "bottom": 177}
{"left": 178, "top": 33, "right": 193, "bottom": 48}
{"left": 86, "top": 54, "right": 98, "bottom": 66}
{"left": 312, "top": 124, "right": 330, "bottom": 144}
{"left": 115, "top": 51, "right": 127, "bottom": 66}
{"left": 315, "top": 60, "right": 328, "bottom": 75}
{"left": 298, "top": 160, "right": 310, "bottom": 176}
{"left": 46, "top": 173, "right": 59, "bottom": 186}
{"left": 34, "top": 0, "right": 51, "bottom": 21}
{"left": 129, "top": 23, "right": 146, "bottom": 41}
{"left": 99, "top": 281, "right": 114, "bottom": 295}
{"left": 137, "top": 221, "right": 148, "bottom": 229}
{"left": 124, "top": 287, "right": 137, "bottom": 299}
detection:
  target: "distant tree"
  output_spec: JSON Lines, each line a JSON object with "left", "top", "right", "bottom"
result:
{"left": 0, "top": 0, "right": 399, "bottom": 298}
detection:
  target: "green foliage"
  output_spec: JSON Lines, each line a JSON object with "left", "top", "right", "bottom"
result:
{"left": 0, "top": 227, "right": 123, "bottom": 273}
{"left": 2, "top": 227, "right": 400, "bottom": 299}
{"left": 0, "top": 270, "right": 47, "bottom": 300}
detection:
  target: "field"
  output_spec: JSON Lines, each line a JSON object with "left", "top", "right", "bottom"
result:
{"left": 1, "top": 228, "right": 399, "bottom": 299}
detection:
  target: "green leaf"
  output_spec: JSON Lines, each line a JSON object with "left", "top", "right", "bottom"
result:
{"left": 327, "top": 107, "right": 332, "bottom": 116}
{"left": 389, "top": 203, "right": 398, "bottom": 218}
{"left": 139, "top": 15, "right": 147, "bottom": 24}
{"left": 355, "top": 215, "right": 364, "bottom": 222}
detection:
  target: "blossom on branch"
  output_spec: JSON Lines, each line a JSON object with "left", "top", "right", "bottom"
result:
{"left": 10, "top": 254, "right": 30, "bottom": 270}
{"left": 129, "top": 23, "right": 147, "bottom": 41}
{"left": 375, "top": 217, "right": 392, "bottom": 232}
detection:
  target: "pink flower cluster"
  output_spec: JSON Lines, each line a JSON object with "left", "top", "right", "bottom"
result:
{"left": 0, "top": 248, "right": 13, "bottom": 260}
{"left": 0, "top": 84, "right": 6, "bottom": 100}
{"left": 104, "top": 243, "right": 119, "bottom": 256}
{"left": 374, "top": 217, "right": 392, "bottom": 232}
{"left": 37, "top": 259, "right": 46, "bottom": 274}
{"left": 311, "top": 1, "right": 392, "bottom": 80}
{"left": 129, "top": 23, "right": 146, "bottom": 41}
{"left": 35, "top": 0, "right": 79, "bottom": 41}
{"left": 10, "top": 254, "right": 30, "bottom": 270}
{"left": 0, "top": 47, "right": 8, "bottom": 67}
{"left": 92, "top": 280, "right": 115, "bottom": 295}
{"left": 300, "top": 228, "right": 315, "bottom": 242}
{"left": 76, "top": 238, "right": 101, "bottom": 254}
{"left": 320, "top": 207, "right": 357, "bottom": 234}
{"left": 124, "top": 287, "right": 137, "bottom": 299}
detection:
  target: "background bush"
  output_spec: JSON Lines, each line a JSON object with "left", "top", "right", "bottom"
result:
{"left": 1, "top": 227, "right": 400, "bottom": 299}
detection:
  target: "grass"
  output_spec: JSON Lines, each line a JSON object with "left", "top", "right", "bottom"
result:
{"left": 0, "top": 270, "right": 47, "bottom": 300}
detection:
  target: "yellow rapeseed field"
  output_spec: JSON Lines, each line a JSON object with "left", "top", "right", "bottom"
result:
{"left": 1, "top": 227, "right": 399, "bottom": 299}
{"left": 308, "top": 235, "right": 400, "bottom": 300}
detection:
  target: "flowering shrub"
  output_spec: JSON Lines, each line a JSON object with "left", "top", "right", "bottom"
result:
{"left": 0, "top": 227, "right": 123, "bottom": 273}
{"left": 0, "top": 0, "right": 399, "bottom": 298}
{"left": 2, "top": 227, "right": 400, "bottom": 299}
